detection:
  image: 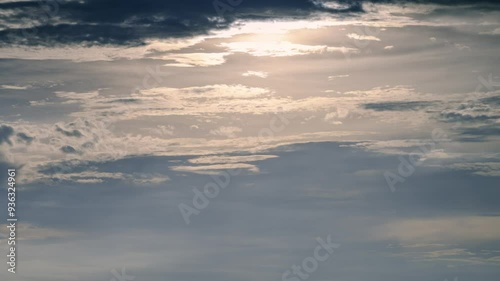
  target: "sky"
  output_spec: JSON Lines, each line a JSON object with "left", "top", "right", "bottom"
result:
{"left": 0, "top": 0, "right": 499, "bottom": 280}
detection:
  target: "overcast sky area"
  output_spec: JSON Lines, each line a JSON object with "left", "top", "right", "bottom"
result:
{"left": 0, "top": 0, "right": 499, "bottom": 280}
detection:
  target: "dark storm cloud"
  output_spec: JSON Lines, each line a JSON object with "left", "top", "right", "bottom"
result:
{"left": 0, "top": 125, "right": 14, "bottom": 145}
{"left": 2, "top": 0, "right": 498, "bottom": 46}
{"left": 360, "top": 0, "right": 500, "bottom": 3}
{"left": 363, "top": 101, "right": 434, "bottom": 111}
{"left": 0, "top": 0, "right": 355, "bottom": 46}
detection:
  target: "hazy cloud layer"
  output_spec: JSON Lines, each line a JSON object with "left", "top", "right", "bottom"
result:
{"left": 1, "top": 1, "right": 499, "bottom": 281}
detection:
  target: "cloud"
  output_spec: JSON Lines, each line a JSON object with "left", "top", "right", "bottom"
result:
{"left": 454, "top": 43, "right": 471, "bottom": 51}
{"left": 480, "top": 27, "right": 500, "bottom": 35}
{"left": 171, "top": 163, "right": 259, "bottom": 175}
{"left": 451, "top": 162, "right": 500, "bottom": 177}
{"left": 50, "top": 84, "right": 292, "bottom": 118}
{"left": 17, "top": 132, "right": 34, "bottom": 144}
{"left": 242, "top": 71, "right": 268, "bottom": 78}
{"left": 2, "top": 85, "right": 454, "bottom": 184}
{"left": 220, "top": 41, "right": 357, "bottom": 57}
{"left": 0, "top": 0, "right": 360, "bottom": 47}
{"left": 162, "top": 52, "right": 229, "bottom": 67}
{"left": 210, "top": 126, "right": 242, "bottom": 138}
{"left": 0, "top": 84, "right": 29, "bottom": 90}
{"left": 7, "top": 120, "right": 363, "bottom": 185}
{"left": 374, "top": 216, "right": 500, "bottom": 243}
{"left": 395, "top": 246, "right": 500, "bottom": 266}
{"left": 328, "top": 74, "right": 349, "bottom": 80}
{"left": 347, "top": 33, "right": 381, "bottom": 41}
{"left": 438, "top": 95, "right": 500, "bottom": 124}
{"left": 60, "top": 145, "right": 78, "bottom": 154}
{"left": 130, "top": 174, "right": 170, "bottom": 185}
{"left": 53, "top": 85, "right": 442, "bottom": 124}
{"left": 0, "top": 2, "right": 494, "bottom": 62}
{"left": 142, "top": 125, "right": 175, "bottom": 136}
{"left": 0, "top": 223, "right": 74, "bottom": 241}
{"left": 7, "top": 80, "right": 495, "bottom": 189}
{"left": 38, "top": 170, "right": 126, "bottom": 183}
{"left": 363, "top": 101, "right": 435, "bottom": 111}
{"left": 55, "top": 125, "right": 83, "bottom": 137}
{"left": 34, "top": 168, "right": 170, "bottom": 185}
{"left": 0, "top": 0, "right": 496, "bottom": 67}
{"left": 1, "top": 3, "right": 500, "bottom": 280}
{"left": 0, "top": 38, "right": 208, "bottom": 61}
{"left": 313, "top": 0, "right": 353, "bottom": 10}
{"left": 0, "top": 125, "right": 14, "bottom": 145}
{"left": 188, "top": 154, "right": 277, "bottom": 164}
{"left": 458, "top": 124, "right": 500, "bottom": 139}
{"left": 324, "top": 110, "right": 348, "bottom": 125}
{"left": 348, "top": 139, "right": 450, "bottom": 156}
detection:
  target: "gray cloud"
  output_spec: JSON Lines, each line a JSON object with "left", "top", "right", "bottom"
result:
{"left": 363, "top": 101, "right": 435, "bottom": 111}
{"left": 2, "top": 0, "right": 498, "bottom": 47}
{"left": 16, "top": 132, "right": 34, "bottom": 144}
{"left": 60, "top": 145, "right": 78, "bottom": 153}
{"left": 0, "top": 124, "right": 14, "bottom": 145}
{"left": 459, "top": 124, "right": 500, "bottom": 137}
{"left": 0, "top": 0, "right": 361, "bottom": 46}
{"left": 55, "top": 125, "right": 83, "bottom": 137}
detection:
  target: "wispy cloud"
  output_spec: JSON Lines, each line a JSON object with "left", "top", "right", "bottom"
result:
{"left": 242, "top": 71, "right": 269, "bottom": 78}
{"left": 220, "top": 41, "right": 357, "bottom": 57}
{"left": 374, "top": 217, "right": 500, "bottom": 243}
{"left": 347, "top": 33, "right": 381, "bottom": 41}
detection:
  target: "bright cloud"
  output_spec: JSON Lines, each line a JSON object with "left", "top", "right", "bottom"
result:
{"left": 347, "top": 33, "right": 381, "bottom": 41}
{"left": 220, "top": 41, "right": 357, "bottom": 57}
